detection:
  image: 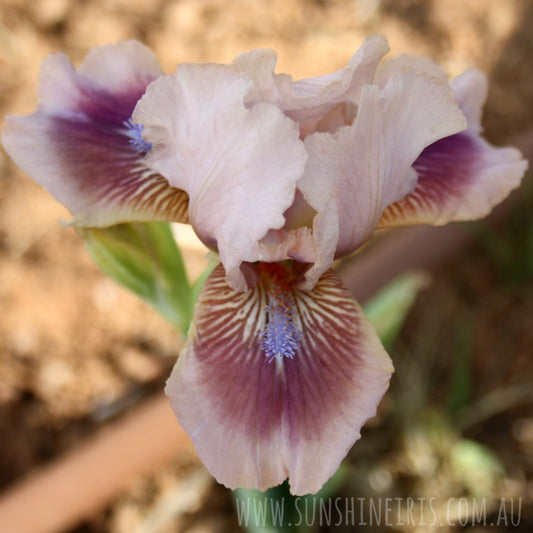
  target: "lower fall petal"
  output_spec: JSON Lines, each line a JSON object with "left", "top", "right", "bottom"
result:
{"left": 2, "top": 113, "right": 189, "bottom": 227}
{"left": 165, "top": 263, "right": 393, "bottom": 495}
{"left": 1, "top": 42, "right": 189, "bottom": 228}
{"left": 379, "top": 69, "right": 528, "bottom": 227}
{"left": 378, "top": 131, "right": 527, "bottom": 227}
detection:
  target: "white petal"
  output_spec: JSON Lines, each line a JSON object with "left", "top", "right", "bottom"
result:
{"left": 286, "top": 35, "right": 390, "bottom": 136}
{"left": 231, "top": 37, "right": 390, "bottom": 137}
{"left": 289, "top": 35, "right": 390, "bottom": 105}
{"left": 230, "top": 48, "right": 293, "bottom": 105}
{"left": 38, "top": 41, "right": 163, "bottom": 115}
{"left": 78, "top": 40, "right": 163, "bottom": 92}
{"left": 374, "top": 54, "right": 448, "bottom": 88}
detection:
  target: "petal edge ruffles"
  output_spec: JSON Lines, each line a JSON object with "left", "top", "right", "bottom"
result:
{"left": 299, "top": 69, "right": 467, "bottom": 289}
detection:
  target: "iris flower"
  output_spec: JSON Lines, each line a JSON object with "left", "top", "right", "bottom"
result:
{"left": 2, "top": 38, "right": 526, "bottom": 495}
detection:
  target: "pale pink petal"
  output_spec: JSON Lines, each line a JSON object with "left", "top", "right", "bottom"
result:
{"left": 165, "top": 263, "right": 393, "bottom": 495}
{"left": 375, "top": 58, "right": 485, "bottom": 131}
{"left": 2, "top": 42, "right": 189, "bottom": 227}
{"left": 38, "top": 41, "right": 162, "bottom": 118}
{"left": 230, "top": 49, "right": 294, "bottom": 105}
{"left": 77, "top": 40, "right": 163, "bottom": 93}
{"left": 299, "top": 70, "right": 467, "bottom": 289}
{"left": 134, "top": 65, "right": 308, "bottom": 291}
{"left": 289, "top": 35, "right": 389, "bottom": 103}
{"left": 286, "top": 35, "right": 390, "bottom": 136}
{"left": 451, "top": 68, "right": 487, "bottom": 132}
{"left": 231, "top": 36, "right": 390, "bottom": 137}
{"left": 374, "top": 54, "right": 448, "bottom": 88}
{"left": 379, "top": 69, "right": 528, "bottom": 227}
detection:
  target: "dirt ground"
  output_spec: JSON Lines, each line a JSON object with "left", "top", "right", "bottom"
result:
{"left": 0, "top": 1, "right": 532, "bottom": 532}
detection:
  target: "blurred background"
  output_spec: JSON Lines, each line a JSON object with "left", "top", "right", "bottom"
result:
{"left": 0, "top": 0, "right": 532, "bottom": 531}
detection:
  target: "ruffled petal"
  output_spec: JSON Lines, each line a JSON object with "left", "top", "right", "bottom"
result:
{"left": 288, "top": 35, "right": 389, "bottom": 101}
{"left": 299, "top": 69, "right": 467, "bottom": 289}
{"left": 230, "top": 36, "right": 390, "bottom": 137}
{"left": 38, "top": 40, "right": 163, "bottom": 116}
{"left": 230, "top": 48, "right": 294, "bottom": 105}
{"left": 165, "top": 263, "right": 393, "bottom": 495}
{"left": 1, "top": 41, "right": 189, "bottom": 227}
{"left": 451, "top": 68, "right": 486, "bottom": 131}
{"left": 134, "top": 65, "right": 308, "bottom": 291}
{"left": 77, "top": 40, "right": 163, "bottom": 94}
{"left": 374, "top": 54, "right": 448, "bottom": 88}
{"left": 379, "top": 69, "right": 528, "bottom": 227}
{"left": 286, "top": 35, "right": 390, "bottom": 136}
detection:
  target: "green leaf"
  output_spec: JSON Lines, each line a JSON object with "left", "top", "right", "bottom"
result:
{"left": 79, "top": 222, "right": 193, "bottom": 336}
{"left": 363, "top": 271, "right": 431, "bottom": 349}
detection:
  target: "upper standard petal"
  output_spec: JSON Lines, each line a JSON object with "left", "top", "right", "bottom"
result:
{"left": 231, "top": 36, "right": 390, "bottom": 137}
{"left": 134, "top": 64, "right": 308, "bottom": 291}
{"left": 286, "top": 34, "right": 390, "bottom": 134}
{"left": 299, "top": 69, "right": 467, "bottom": 289}
{"left": 38, "top": 41, "right": 161, "bottom": 120}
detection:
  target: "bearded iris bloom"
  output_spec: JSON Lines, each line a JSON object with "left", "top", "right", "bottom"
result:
{"left": 2, "top": 37, "right": 527, "bottom": 495}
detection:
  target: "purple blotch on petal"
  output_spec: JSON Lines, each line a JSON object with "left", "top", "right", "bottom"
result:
{"left": 166, "top": 264, "right": 393, "bottom": 494}
{"left": 413, "top": 131, "right": 478, "bottom": 192}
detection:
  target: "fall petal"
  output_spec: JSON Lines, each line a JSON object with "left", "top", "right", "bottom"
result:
{"left": 38, "top": 41, "right": 163, "bottom": 116}
{"left": 165, "top": 263, "right": 393, "bottom": 495}
{"left": 77, "top": 40, "right": 163, "bottom": 94}
{"left": 300, "top": 70, "right": 467, "bottom": 288}
{"left": 379, "top": 69, "right": 528, "bottom": 227}
{"left": 1, "top": 42, "right": 189, "bottom": 227}
{"left": 134, "top": 65, "right": 308, "bottom": 291}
